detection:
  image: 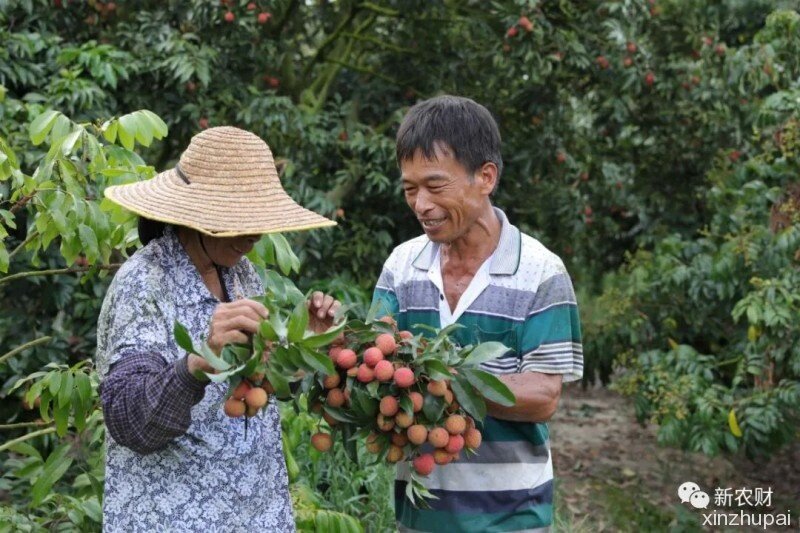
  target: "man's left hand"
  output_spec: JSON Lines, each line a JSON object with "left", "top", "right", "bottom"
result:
{"left": 307, "top": 291, "right": 342, "bottom": 334}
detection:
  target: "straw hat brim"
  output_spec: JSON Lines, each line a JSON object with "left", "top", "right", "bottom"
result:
{"left": 104, "top": 168, "right": 337, "bottom": 237}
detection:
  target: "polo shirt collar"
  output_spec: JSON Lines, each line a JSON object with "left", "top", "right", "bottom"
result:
{"left": 411, "top": 207, "right": 521, "bottom": 276}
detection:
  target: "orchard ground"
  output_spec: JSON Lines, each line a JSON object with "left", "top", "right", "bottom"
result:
{"left": 551, "top": 385, "right": 800, "bottom": 532}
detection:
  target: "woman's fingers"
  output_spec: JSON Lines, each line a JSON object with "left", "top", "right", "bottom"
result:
{"left": 218, "top": 315, "right": 261, "bottom": 336}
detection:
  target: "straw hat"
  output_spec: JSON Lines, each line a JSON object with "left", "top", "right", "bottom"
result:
{"left": 104, "top": 126, "right": 336, "bottom": 236}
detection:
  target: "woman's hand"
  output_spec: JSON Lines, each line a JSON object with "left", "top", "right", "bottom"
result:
{"left": 307, "top": 291, "right": 342, "bottom": 334}
{"left": 208, "top": 299, "right": 269, "bottom": 355}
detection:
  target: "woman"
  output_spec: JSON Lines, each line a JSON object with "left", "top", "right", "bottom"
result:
{"left": 96, "top": 126, "right": 338, "bottom": 532}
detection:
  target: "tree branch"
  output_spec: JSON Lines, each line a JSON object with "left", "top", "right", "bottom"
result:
{"left": 0, "top": 427, "right": 57, "bottom": 454}
{"left": 0, "top": 263, "right": 123, "bottom": 286}
{"left": 8, "top": 231, "right": 39, "bottom": 260}
{"left": 0, "top": 336, "right": 53, "bottom": 366}
{"left": 301, "top": 3, "right": 362, "bottom": 80}
{"left": 0, "top": 420, "right": 52, "bottom": 430}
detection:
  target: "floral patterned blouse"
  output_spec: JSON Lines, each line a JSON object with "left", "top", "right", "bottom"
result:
{"left": 95, "top": 226, "right": 294, "bottom": 532}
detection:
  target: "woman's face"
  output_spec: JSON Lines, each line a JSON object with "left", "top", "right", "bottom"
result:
{"left": 201, "top": 233, "right": 260, "bottom": 268}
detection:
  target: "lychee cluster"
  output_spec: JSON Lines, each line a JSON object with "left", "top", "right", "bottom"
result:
{"left": 223, "top": 377, "right": 272, "bottom": 419}
{"left": 307, "top": 317, "right": 484, "bottom": 477}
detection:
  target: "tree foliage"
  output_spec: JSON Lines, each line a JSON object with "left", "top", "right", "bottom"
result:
{"left": 1, "top": 0, "right": 799, "bottom": 530}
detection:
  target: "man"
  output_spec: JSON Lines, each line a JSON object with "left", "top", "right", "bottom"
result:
{"left": 372, "top": 96, "right": 583, "bottom": 532}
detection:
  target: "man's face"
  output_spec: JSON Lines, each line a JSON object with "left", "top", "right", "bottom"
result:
{"left": 400, "top": 145, "right": 492, "bottom": 243}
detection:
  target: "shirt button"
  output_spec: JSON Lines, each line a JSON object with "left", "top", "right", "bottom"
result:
{"left": 440, "top": 294, "right": 444, "bottom": 301}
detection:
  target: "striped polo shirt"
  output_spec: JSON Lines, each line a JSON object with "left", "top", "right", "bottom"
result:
{"left": 371, "top": 207, "right": 583, "bottom": 533}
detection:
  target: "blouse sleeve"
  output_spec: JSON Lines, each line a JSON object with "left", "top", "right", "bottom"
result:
{"left": 98, "top": 274, "right": 208, "bottom": 454}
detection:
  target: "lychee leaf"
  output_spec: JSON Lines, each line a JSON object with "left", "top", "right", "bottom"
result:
{"left": 287, "top": 300, "right": 309, "bottom": 343}
{"left": 450, "top": 375, "right": 487, "bottom": 421}
{"left": 462, "top": 368, "right": 515, "bottom": 407}
{"left": 399, "top": 395, "right": 414, "bottom": 417}
{"left": 322, "top": 405, "right": 359, "bottom": 424}
{"left": 173, "top": 322, "right": 196, "bottom": 354}
{"left": 297, "top": 346, "right": 334, "bottom": 375}
{"left": 422, "top": 360, "right": 452, "bottom": 381}
{"left": 301, "top": 320, "right": 346, "bottom": 348}
{"left": 422, "top": 393, "right": 446, "bottom": 422}
{"left": 462, "top": 342, "right": 511, "bottom": 367}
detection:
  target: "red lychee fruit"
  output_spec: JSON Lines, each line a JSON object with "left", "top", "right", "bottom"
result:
{"left": 257, "top": 12, "right": 271, "bottom": 24}
{"left": 224, "top": 11, "right": 235, "bottom": 22}
{"left": 374, "top": 360, "right": 394, "bottom": 382}
{"left": 327, "top": 388, "right": 345, "bottom": 408}
{"left": 244, "top": 387, "right": 268, "bottom": 409}
{"left": 626, "top": 41, "right": 637, "bottom": 54}
{"left": 445, "top": 414, "right": 466, "bottom": 435}
{"left": 518, "top": 16, "right": 533, "bottom": 32}
{"left": 311, "top": 432, "right": 333, "bottom": 452}
{"left": 224, "top": 398, "right": 246, "bottom": 417}
{"left": 336, "top": 349, "right": 357, "bottom": 369}
{"left": 395, "top": 412, "right": 414, "bottom": 429}
{"left": 231, "top": 381, "right": 252, "bottom": 400}
{"left": 375, "top": 333, "right": 397, "bottom": 356}
{"left": 464, "top": 428, "right": 483, "bottom": 449}
{"left": 357, "top": 364, "right": 375, "bottom": 383}
{"left": 413, "top": 454, "right": 435, "bottom": 476}
{"left": 434, "top": 449, "right": 454, "bottom": 465}
{"left": 363, "top": 347, "right": 384, "bottom": 367}
{"left": 506, "top": 26, "right": 518, "bottom": 38}
{"left": 427, "top": 380, "right": 448, "bottom": 397}
{"left": 407, "top": 424, "right": 428, "bottom": 445}
{"left": 323, "top": 373, "right": 341, "bottom": 389}
{"left": 408, "top": 391, "right": 424, "bottom": 412}
{"left": 428, "top": 427, "right": 450, "bottom": 448}
{"left": 377, "top": 413, "right": 395, "bottom": 431}
{"left": 393, "top": 367, "right": 415, "bottom": 388}
{"left": 391, "top": 431, "right": 409, "bottom": 447}
{"left": 386, "top": 444, "right": 404, "bottom": 463}
{"left": 445, "top": 434, "right": 465, "bottom": 454}
{"left": 380, "top": 396, "right": 399, "bottom": 417}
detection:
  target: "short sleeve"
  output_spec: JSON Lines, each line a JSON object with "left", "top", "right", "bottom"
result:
{"left": 96, "top": 274, "right": 171, "bottom": 378}
{"left": 371, "top": 261, "right": 400, "bottom": 320}
{"left": 518, "top": 269, "right": 583, "bottom": 382}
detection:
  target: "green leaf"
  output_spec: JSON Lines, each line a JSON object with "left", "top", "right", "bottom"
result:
{"left": 173, "top": 322, "right": 196, "bottom": 354}
{"left": 423, "top": 359, "right": 453, "bottom": 381}
{"left": 54, "top": 400, "right": 70, "bottom": 436}
{"left": 102, "top": 120, "right": 118, "bottom": 144}
{"left": 57, "top": 371, "right": 74, "bottom": 408}
{"left": 117, "top": 114, "right": 136, "bottom": 150}
{"left": 287, "top": 300, "right": 309, "bottom": 343}
{"left": 298, "top": 346, "right": 335, "bottom": 375}
{"left": 450, "top": 375, "right": 487, "bottom": 421}
{"left": 77, "top": 224, "right": 99, "bottom": 258}
{"left": 197, "top": 343, "right": 233, "bottom": 372}
{"left": 462, "top": 368, "right": 515, "bottom": 407}
{"left": 301, "top": 320, "right": 346, "bottom": 348}
{"left": 259, "top": 319, "right": 279, "bottom": 341}
{"left": 30, "top": 444, "right": 73, "bottom": 507}
{"left": 323, "top": 405, "right": 359, "bottom": 424}
{"left": 422, "top": 393, "right": 446, "bottom": 422}
{"left": 29, "top": 110, "right": 60, "bottom": 145}
{"left": 141, "top": 110, "right": 168, "bottom": 138}
{"left": 399, "top": 395, "right": 414, "bottom": 416}
{"left": 462, "top": 342, "right": 511, "bottom": 366}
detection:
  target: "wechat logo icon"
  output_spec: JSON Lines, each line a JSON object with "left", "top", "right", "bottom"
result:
{"left": 678, "top": 481, "right": 710, "bottom": 509}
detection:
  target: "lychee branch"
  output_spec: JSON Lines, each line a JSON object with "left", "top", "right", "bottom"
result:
{"left": 0, "top": 336, "right": 52, "bottom": 366}
{"left": 0, "top": 263, "right": 123, "bottom": 286}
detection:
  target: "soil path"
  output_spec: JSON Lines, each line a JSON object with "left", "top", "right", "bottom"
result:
{"left": 550, "top": 385, "right": 799, "bottom": 532}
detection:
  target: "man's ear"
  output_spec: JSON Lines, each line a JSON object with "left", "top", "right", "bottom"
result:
{"left": 477, "top": 161, "right": 499, "bottom": 194}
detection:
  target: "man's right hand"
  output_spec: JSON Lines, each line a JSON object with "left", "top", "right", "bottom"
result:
{"left": 207, "top": 299, "right": 269, "bottom": 355}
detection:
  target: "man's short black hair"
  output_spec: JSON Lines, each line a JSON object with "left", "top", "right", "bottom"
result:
{"left": 396, "top": 95, "right": 503, "bottom": 182}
